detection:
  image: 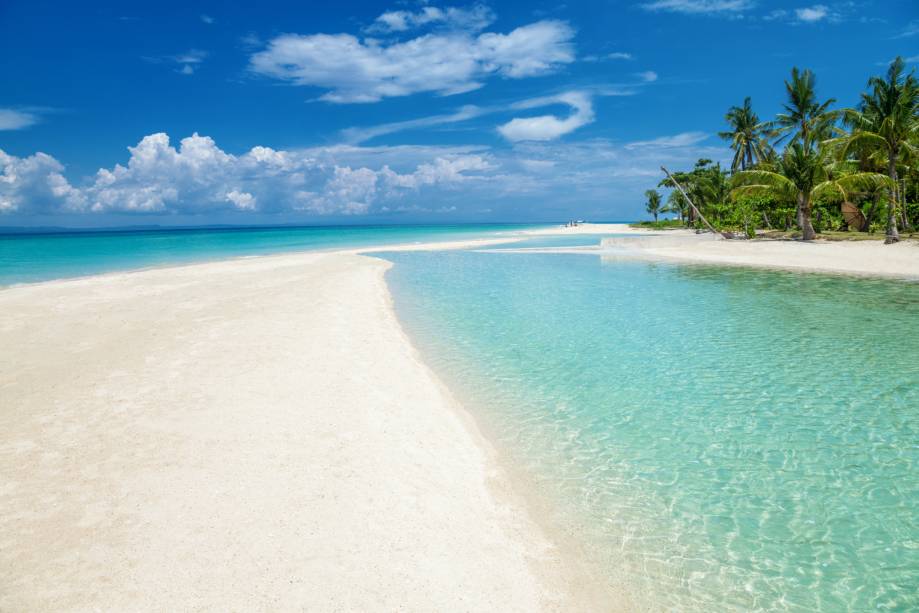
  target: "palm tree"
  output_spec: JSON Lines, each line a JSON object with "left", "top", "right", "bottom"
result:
{"left": 768, "top": 67, "right": 840, "bottom": 232}
{"left": 663, "top": 190, "right": 687, "bottom": 222}
{"left": 838, "top": 57, "right": 919, "bottom": 243}
{"left": 731, "top": 144, "right": 892, "bottom": 241}
{"left": 656, "top": 160, "right": 727, "bottom": 226}
{"left": 771, "top": 67, "right": 839, "bottom": 149}
{"left": 718, "top": 97, "right": 772, "bottom": 171}
{"left": 645, "top": 189, "right": 662, "bottom": 221}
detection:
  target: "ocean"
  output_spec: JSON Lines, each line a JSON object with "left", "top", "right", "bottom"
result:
{"left": 0, "top": 223, "right": 543, "bottom": 286}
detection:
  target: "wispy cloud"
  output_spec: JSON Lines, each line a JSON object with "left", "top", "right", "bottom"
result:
{"left": 341, "top": 105, "right": 489, "bottom": 144}
{"left": 626, "top": 131, "right": 709, "bottom": 148}
{"left": 340, "top": 72, "right": 648, "bottom": 145}
{"left": 200, "top": 14, "right": 215, "bottom": 24}
{"left": 765, "top": 4, "right": 842, "bottom": 25}
{"left": 636, "top": 70, "right": 658, "bottom": 82}
{"left": 174, "top": 49, "right": 208, "bottom": 74}
{"left": 893, "top": 20, "right": 919, "bottom": 38}
{"left": 367, "top": 4, "right": 495, "bottom": 33}
{"left": 639, "top": 0, "right": 755, "bottom": 15}
{"left": 498, "top": 91, "right": 595, "bottom": 141}
{"left": 0, "top": 108, "right": 40, "bottom": 131}
{"left": 583, "top": 51, "right": 633, "bottom": 62}
{"left": 143, "top": 49, "right": 209, "bottom": 75}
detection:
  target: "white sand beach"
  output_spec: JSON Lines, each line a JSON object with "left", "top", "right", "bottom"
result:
{"left": 510, "top": 223, "right": 919, "bottom": 279}
{"left": 0, "top": 251, "right": 609, "bottom": 612}
{"left": 598, "top": 230, "right": 919, "bottom": 279}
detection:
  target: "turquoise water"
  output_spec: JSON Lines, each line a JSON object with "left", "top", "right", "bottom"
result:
{"left": 381, "top": 249, "right": 919, "bottom": 612}
{"left": 5, "top": 224, "right": 917, "bottom": 609}
{"left": 0, "top": 223, "right": 545, "bottom": 286}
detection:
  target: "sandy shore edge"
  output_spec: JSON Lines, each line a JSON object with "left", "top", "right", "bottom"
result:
{"left": 0, "top": 247, "right": 617, "bottom": 611}
{"left": 485, "top": 223, "right": 919, "bottom": 280}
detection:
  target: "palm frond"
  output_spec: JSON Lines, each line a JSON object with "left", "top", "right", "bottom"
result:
{"left": 834, "top": 172, "right": 895, "bottom": 194}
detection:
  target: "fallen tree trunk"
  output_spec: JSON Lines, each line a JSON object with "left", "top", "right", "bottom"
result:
{"left": 661, "top": 166, "right": 733, "bottom": 239}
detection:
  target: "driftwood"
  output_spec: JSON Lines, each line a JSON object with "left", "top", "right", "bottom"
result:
{"left": 841, "top": 202, "right": 866, "bottom": 231}
{"left": 660, "top": 166, "right": 734, "bottom": 239}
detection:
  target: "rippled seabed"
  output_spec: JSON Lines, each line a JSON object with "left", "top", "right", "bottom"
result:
{"left": 381, "top": 250, "right": 919, "bottom": 612}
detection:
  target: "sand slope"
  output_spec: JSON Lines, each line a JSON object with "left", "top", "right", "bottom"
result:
{"left": 0, "top": 252, "right": 599, "bottom": 611}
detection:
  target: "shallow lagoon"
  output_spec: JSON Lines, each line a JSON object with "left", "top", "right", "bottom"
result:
{"left": 383, "top": 248, "right": 919, "bottom": 611}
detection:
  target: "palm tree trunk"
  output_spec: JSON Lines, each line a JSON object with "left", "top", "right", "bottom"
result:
{"left": 886, "top": 154, "right": 900, "bottom": 244}
{"left": 799, "top": 193, "right": 816, "bottom": 241}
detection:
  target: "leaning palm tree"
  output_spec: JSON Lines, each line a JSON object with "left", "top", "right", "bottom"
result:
{"left": 837, "top": 56, "right": 919, "bottom": 243}
{"left": 645, "top": 189, "right": 662, "bottom": 221}
{"left": 731, "top": 144, "right": 892, "bottom": 241}
{"left": 718, "top": 97, "right": 772, "bottom": 171}
{"left": 771, "top": 67, "right": 839, "bottom": 149}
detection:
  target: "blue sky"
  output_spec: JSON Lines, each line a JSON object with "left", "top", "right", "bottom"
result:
{"left": 1, "top": 0, "right": 916, "bottom": 226}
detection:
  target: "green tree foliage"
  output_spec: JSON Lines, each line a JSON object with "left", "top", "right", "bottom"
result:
{"left": 730, "top": 145, "right": 893, "bottom": 240}
{"left": 771, "top": 67, "right": 840, "bottom": 149}
{"left": 836, "top": 57, "right": 919, "bottom": 242}
{"left": 645, "top": 60, "right": 918, "bottom": 243}
{"left": 718, "top": 97, "right": 772, "bottom": 171}
{"left": 645, "top": 189, "right": 662, "bottom": 221}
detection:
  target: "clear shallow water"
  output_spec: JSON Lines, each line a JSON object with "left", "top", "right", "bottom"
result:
{"left": 381, "top": 250, "right": 919, "bottom": 612}
{"left": 0, "top": 223, "right": 546, "bottom": 286}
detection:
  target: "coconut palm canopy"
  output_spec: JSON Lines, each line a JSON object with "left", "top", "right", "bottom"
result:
{"left": 647, "top": 57, "right": 917, "bottom": 242}
{"left": 772, "top": 68, "right": 841, "bottom": 149}
{"left": 719, "top": 97, "right": 772, "bottom": 172}
{"left": 836, "top": 57, "right": 919, "bottom": 241}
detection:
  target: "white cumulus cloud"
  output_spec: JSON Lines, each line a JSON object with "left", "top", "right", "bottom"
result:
{"left": 0, "top": 133, "right": 496, "bottom": 216}
{"left": 1, "top": 131, "right": 735, "bottom": 221}
{"left": 0, "top": 149, "right": 85, "bottom": 213}
{"left": 248, "top": 20, "right": 575, "bottom": 102}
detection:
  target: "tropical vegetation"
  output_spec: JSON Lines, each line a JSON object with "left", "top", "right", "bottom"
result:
{"left": 643, "top": 57, "right": 919, "bottom": 243}
{"left": 645, "top": 189, "right": 662, "bottom": 222}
